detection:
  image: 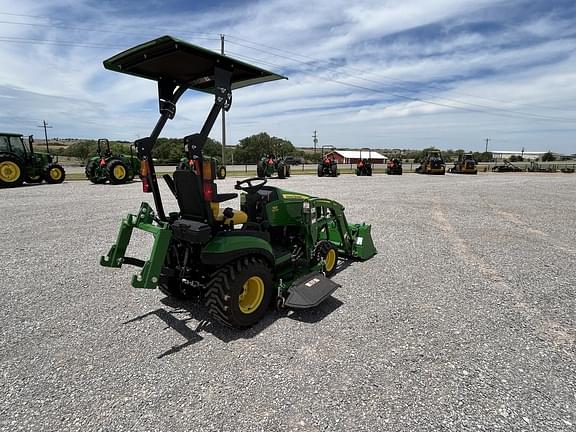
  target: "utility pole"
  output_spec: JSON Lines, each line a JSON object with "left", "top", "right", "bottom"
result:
{"left": 485, "top": 138, "right": 490, "bottom": 153}
{"left": 221, "top": 34, "right": 226, "bottom": 166}
{"left": 37, "top": 120, "right": 53, "bottom": 152}
{"left": 313, "top": 130, "right": 318, "bottom": 153}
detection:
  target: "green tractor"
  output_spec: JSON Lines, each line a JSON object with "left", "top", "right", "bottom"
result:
{"left": 85, "top": 138, "right": 140, "bottom": 184}
{"left": 100, "top": 36, "right": 377, "bottom": 328}
{"left": 355, "top": 148, "right": 373, "bottom": 176}
{"left": 0, "top": 133, "right": 65, "bottom": 188}
{"left": 179, "top": 156, "right": 227, "bottom": 179}
{"left": 256, "top": 154, "right": 291, "bottom": 179}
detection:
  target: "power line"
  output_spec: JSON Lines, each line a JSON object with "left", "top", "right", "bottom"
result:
{"left": 225, "top": 35, "right": 576, "bottom": 116}
{"left": 225, "top": 43, "right": 576, "bottom": 124}
{"left": 0, "top": 18, "right": 219, "bottom": 41}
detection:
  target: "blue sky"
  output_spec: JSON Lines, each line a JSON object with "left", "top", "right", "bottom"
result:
{"left": 0, "top": 0, "right": 575, "bottom": 153}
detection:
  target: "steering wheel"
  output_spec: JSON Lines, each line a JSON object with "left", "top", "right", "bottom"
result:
{"left": 235, "top": 177, "right": 267, "bottom": 193}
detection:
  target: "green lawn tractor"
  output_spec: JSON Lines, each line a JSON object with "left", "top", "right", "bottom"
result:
{"left": 256, "top": 154, "right": 291, "bottom": 179}
{"left": 355, "top": 148, "right": 372, "bottom": 176}
{"left": 85, "top": 138, "right": 140, "bottom": 184}
{"left": 100, "top": 36, "right": 376, "bottom": 328}
{"left": 415, "top": 150, "right": 446, "bottom": 175}
{"left": 317, "top": 146, "right": 338, "bottom": 177}
{"left": 0, "top": 133, "right": 65, "bottom": 188}
{"left": 448, "top": 153, "right": 477, "bottom": 174}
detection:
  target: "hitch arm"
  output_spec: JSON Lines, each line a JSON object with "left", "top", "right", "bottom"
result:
{"left": 100, "top": 202, "right": 172, "bottom": 289}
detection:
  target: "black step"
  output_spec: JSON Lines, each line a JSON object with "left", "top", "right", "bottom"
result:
{"left": 284, "top": 272, "right": 340, "bottom": 309}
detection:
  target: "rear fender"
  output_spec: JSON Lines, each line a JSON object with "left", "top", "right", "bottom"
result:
{"left": 200, "top": 234, "right": 274, "bottom": 267}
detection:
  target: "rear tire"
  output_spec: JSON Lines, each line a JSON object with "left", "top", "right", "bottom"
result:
{"left": 278, "top": 164, "right": 286, "bottom": 179}
{"left": 85, "top": 160, "right": 106, "bottom": 184}
{"left": 0, "top": 155, "right": 24, "bottom": 188}
{"left": 257, "top": 165, "right": 265, "bottom": 178}
{"left": 286, "top": 165, "right": 291, "bottom": 177}
{"left": 204, "top": 256, "right": 273, "bottom": 328}
{"left": 43, "top": 163, "right": 65, "bottom": 184}
{"left": 107, "top": 160, "right": 129, "bottom": 185}
{"left": 330, "top": 164, "right": 338, "bottom": 177}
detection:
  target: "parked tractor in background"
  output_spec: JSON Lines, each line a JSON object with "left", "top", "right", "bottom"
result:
{"left": 85, "top": 139, "right": 140, "bottom": 184}
{"left": 317, "top": 145, "right": 338, "bottom": 177}
{"left": 386, "top": 158, "right": 403, "bottom": 175}
{"left": 415, "top": 151, "right": 446, "bottom": 175}
{"left": 257, "top": 154, "right": 291, "bottom": 179}
{"left": 180, "top": 156, "right": 227, "bottom": 179}
{"left": 100, "top": 36, "right": 376, "bottom": 328}
{"left": 355, "top": 148, "right": 372, "bottom": 176}
{"left": 449, "top": 153, "right": 477, "bottom": 174}
{"left": 0, "top": 133, "right": 65, "bottom": 188}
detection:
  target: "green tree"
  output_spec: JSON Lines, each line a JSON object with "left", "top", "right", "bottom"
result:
{"left": 542, "top": 151, "right": 556, "bottom": 162}
{"left": 234, "top": 132, "right": 297, "bottom": 163}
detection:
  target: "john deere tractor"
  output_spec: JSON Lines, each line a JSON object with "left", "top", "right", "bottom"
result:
{"left": 0, "top": 133, "right": 65, "bottom": 188}
{"left": 449, "top": 153, "right": 477, "bottom": 174}
{"left": 317, "top": 146, "right": 338, "bottom": 177}
{"left": 415, "top": 150, "right": 446, "bottom": 175}
{"left": 355, "top": 148, "right": 372, "bottom": 176}
{"left": 257, "top": 154, "right": 291, "bottom": 179}
{"left": 100, "top": 36, "right": 376, "bottom": 328}
{"left": 85, "top": 139, "right": 140, "bottom": 184}
{"left": 179, "top": 156, "right": 227, "bottom": 179}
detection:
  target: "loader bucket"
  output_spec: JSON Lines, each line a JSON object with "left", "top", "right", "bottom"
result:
{"left": 349, "top": 223, "right": 376, "bottom": 260}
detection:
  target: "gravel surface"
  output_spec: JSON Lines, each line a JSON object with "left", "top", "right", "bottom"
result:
{"left": 1, "top": 173, "right": 575, "bottom": 431}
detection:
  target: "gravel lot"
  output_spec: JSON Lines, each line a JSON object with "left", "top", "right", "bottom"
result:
{"left": 1, "top": 173, "right": 575, "bottom": 431}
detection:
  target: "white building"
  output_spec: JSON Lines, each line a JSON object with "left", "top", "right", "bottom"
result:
{"left": 491, "top": 150, "right": 547, "bottom": 160}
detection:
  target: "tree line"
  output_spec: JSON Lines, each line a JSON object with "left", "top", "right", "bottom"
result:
{"left": 54, "top": 133, "right": 558, "bottom": 164}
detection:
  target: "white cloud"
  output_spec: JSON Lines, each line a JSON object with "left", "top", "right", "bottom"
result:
{"left": 0, "top": 0, "right": 574, "bottom": 152}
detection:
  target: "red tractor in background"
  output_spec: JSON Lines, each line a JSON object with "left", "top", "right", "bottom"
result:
{"left": 317, "top": 145, "right": 338, "bottom": 177}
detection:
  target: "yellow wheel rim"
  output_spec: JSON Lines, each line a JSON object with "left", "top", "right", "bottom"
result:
{"left": 239, "top": 276, "right": 265, "bottom": 314}
{"left": 0, "top": 161, "right": 21, "bottom": 183}
{"left": 325, "top": 249, "right": 336, "bottom": 272}
{"left": 113, "top": 165, "right": 126, "bottom": 179}
{"left": 49, "top": 168, "right": 62, "bottom": 181}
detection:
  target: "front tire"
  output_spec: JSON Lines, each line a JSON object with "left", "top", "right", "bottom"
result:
{"left": 43, "top": 163, "right": 65, "bottom": 184}
{"left": 317, "top": 164, "right": 323, "bottom": 177}
{"left": 313, "top": 241, "right": 338, "bottom": 277}
{"left": 205, "top": 257, "right": 273, "bottom": 328}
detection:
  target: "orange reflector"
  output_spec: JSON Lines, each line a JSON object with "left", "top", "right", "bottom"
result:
{"left": 140, "top": 160, "right": 149, "bottom": 177}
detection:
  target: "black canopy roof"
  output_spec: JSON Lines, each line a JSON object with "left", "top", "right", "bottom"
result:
{"left": 103, "top": 35, "right": 286, "bottom": 93}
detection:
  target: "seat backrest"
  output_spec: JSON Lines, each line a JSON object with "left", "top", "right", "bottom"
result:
{"left": 173, "top": 170, "right": 213, "bottom": 224}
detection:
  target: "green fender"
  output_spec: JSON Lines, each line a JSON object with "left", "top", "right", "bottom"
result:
{"left": 200, "top": 234, "right": 274, "bottom": 267}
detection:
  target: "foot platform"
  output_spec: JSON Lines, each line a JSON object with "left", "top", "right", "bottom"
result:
{"left": 284, "top": 272, "right": 340, "bottom": 309}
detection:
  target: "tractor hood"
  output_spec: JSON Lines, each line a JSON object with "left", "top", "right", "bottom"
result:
{"left": 103, "top": 35, "right": 287, "bottom": 93}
